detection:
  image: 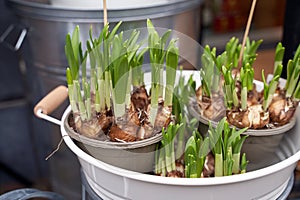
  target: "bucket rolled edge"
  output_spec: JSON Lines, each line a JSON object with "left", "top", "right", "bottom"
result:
{"left": 7, "top": 0, "right": 204, "bottom": 22}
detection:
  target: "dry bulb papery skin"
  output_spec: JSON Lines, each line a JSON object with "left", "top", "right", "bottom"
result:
{"left": 196, "top": 37, "right": 300, "bottom": 129}
{"left": 64, "top": 19, "right": 179, "bottom": 142}
{"left": 226, "top": 104, "right": 269, "bottom": 129}
{"left": 267, "top": 44, "right": 300, "bottom": 126}
{"left": 269, "top": 96, "right": 298, "bottom": 126}
{"left": 196, "top": 44, "right": 227, "bottom": 121}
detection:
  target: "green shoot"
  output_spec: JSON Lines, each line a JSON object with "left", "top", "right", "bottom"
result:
{"left": 154, "top": 144, "right": 160, "bottom": 174}
{"left": 161, "top": 123, "right": 182, "bottom": 173}
{"left": 240, "top": 153, "right": 248, "bottom": 174}
{"left": 209, "top": 118, "right": 248, "bottom": 176}
{"left": 221, "top": 66, "right": 239, "bottom": 109}
{"left": 165, "top": 39, "right": 179, "bottom": 107}
{"left": 262, "top": 67, "right": 282, "bottom": 111}
{"left": 208, "top": 118, "right": 225, "bottom": 177}
{"left": 200, "top": 45, "right": 217, "bottom": 97}
{"left": 65, "top": 28, "right": 80, "bottom": 81}
{"left": 84, "top": 82, "right": 92, "bottom": 120}
{"left": 293, "top": 80, "right": 300, "bottom": 100}
{"left": 172, "top": 69, "right": 196, "bottom": 122}
{"left": 184, "top": 131, "right": 208, "bottom": 178}
{"left": 232, "top": 134, "right": 248, "bottom": 174}
{"left": 65, "top": 26, "right": 88, "bottom": 121}
{"left": 285, "top": 55, "right": 300, "bottom": 98}
{"left": 237, "top": 39, "right": 262, "bottom": 110}
{"left": 155, "top": 144, "right": 166, "bottom": 176}
{"left": 242, "top": 38, "right": 262, "bottom": 68}
{"left": 274, "top": 42, "right": 285, "bottom": 75}
{"left": 147, "top": 19, "right": 174, "bottom": 125}
{"left": 240, "top": 62, "right": 254, "bottom": 110}
{"left": 66, "top": 68, "right": 78, "bottom": 113}
{"left": 175, "top": 115, "right": 186, "bottom": 160}
{"left": 225, "top": 37, "right": 240, "bottom": 69}
{"left": 74, "top": 80, "right": 87, "bottom": 121}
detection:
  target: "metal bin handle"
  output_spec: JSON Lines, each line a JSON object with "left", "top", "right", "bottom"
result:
{"left": 34, "top": 85, "right": 68, "bottom": 126}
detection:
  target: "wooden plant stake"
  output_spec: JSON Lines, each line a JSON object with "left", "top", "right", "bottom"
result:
{"left": 238, "top": 0, "right": 257, "bottom": 68}
{"left": 103, "top": 0, "right": 108, "bottom": 26}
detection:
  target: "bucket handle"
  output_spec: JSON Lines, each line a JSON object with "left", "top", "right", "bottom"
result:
{"left": 0, "top": 24, "right": 27, "bottom": 51}
{"left": 34, "top": 85, "right": 68, "bottom": 126}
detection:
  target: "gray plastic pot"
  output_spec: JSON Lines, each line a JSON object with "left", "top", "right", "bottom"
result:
{"left": 64, "top": 111, "right": 162, "bottom": 173}
{"left": 189, "top": 99, "right": 297, "bottom": 169}
{"left": 34, "top": 85, "right": 162, "bottom": 173}
{"left": 189, "top": 77, "right": 299, "bottom": 170}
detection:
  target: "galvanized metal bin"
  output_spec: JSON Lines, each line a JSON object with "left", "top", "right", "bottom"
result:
{"left": 7, "top": 0, "right": 203, "bottom": 198}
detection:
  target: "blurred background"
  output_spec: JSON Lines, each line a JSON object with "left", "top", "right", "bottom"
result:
{"left": 0, "top": 0, "right": 299, "bottom": 199}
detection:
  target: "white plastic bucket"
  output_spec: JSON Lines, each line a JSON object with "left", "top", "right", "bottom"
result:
{"left": 61, "top": 106, "right": 300, "bottom": 200}
{"left": 34, "top": 71, "right": 300, "bottom": 200}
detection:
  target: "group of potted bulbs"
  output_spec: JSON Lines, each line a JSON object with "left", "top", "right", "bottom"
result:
{"left": 64, "top": 19, "right": 300, "bottom": 178}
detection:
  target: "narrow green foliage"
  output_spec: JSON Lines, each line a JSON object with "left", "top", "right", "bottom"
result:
{"left": 156, "top": 145, "right": 167, "bottom": 176}
{"left": 65, "top": 22, "right": 123, "bottom": 121}
{"left": 158, "top": 117, "right": 248, "bottom": 177}
{"left": 147, "top": 19, "right": 176, "bottom": 125}
{"left": 293, "top": 44, "right": 300, "bottom": 64}
{"left": 108, "top": 21, "right": 123, "bottom": 42}
{"left": 200, "top": 45, "right": 215, "bottom": 97}
{"left": 240, "top": 62, "right": 254, "bottom": 110}
{"left": 209, "top": 118, "right": 248, "bottom": 176}
{"left": 285, "top": 44, "right": 300, "bottom": 98}
{"left": 240, "top": 153, "right": 249, "bottom": 174}
{"left": 240, "top": 63, "right": 254, "bottom": 91}
{"left": 75, "top": 81, "right": 87, "bottom": 121}
{"left": 242, "top": 38, "right": 262, "bottom": 67}
{"left": 293, "top": 81, "right": 300, "bottom": 100}
{"left": 84, "top": 82, "right": 92, "bottom": 120}
{"left": 184, "top": 131, "right": 207, "bottom": 178}
{"left": 231, "top": 131, "right": 248, "bottom": 174}
{"left": 161, "top": 123, "right": 181, "bottom": 173}
{"left": 274, "top": 42, "right": 285, "bottom": 74}
{"left": 81, "top": 52, "right": 88, "bottom": 85}
{"left": 66, "top": 68, "right": 78, "bottom": 113}
{"left": 286, "top": 58, "right": 300, "bottom": 98}
{"left": 262, "top": 69, "right": 282, "bottom": 111}
{"left": 165, "top": 39, "right": 179, "bottom": 106}
{"left": 172, "top": 70, "right": 196, "bottom": 120}
{"left": 66, "top": 68, "right": 73, "bottom": 85}
{"left": 209, "top": 118, "right": 225, "bottom": 155}
{"left": 214, "top": 153, "right": 223, "bottom": 177}
{"left": 241, "top": 87, "right": 247, "bottom": 110}
{"left": 65, "top": 27, "right": 86, "bottom": 118}
{"left": 222, "top": 66, "right": 238, "bottom": 108}
{"left": 285, "top": 60, "right": 294, "bottom": 91}
{"left": 112, "top": 55, "right": 129, "bottom": 117}
{"left": 223, "top": 149, "right": 234, "bottom": 176}
{"left": 175, "top": 115, "right": 186, "bottom": 160}
{"left": 225, "top": 37, "right": 240, "bottom": 69}
{"left": 71, "top": 25, "right": 80, "bottom": 63}
{"left": 65, "top": 34, "right": 79, "bottom": 80}
{"left": 155, "top": 144, "right": 161, "bottom": 174}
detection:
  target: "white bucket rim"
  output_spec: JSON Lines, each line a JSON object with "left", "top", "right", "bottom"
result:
{"left": 60, "top": 105, "right": 300, "bottom": 186}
